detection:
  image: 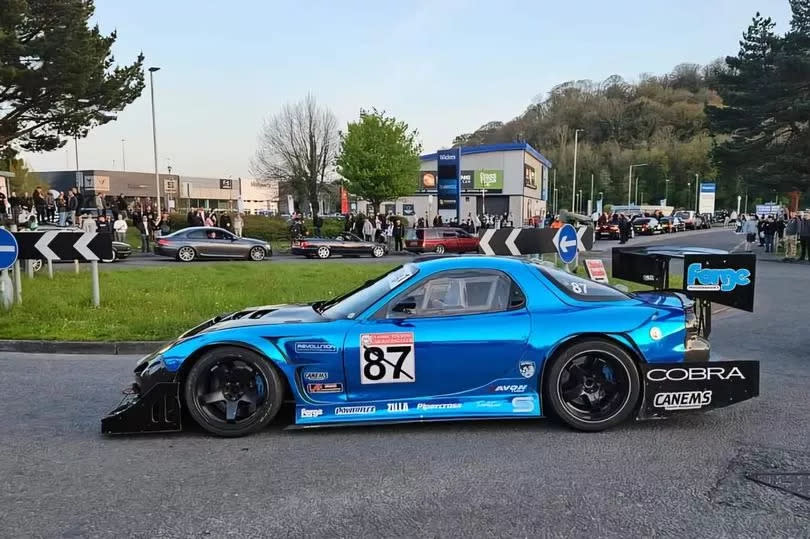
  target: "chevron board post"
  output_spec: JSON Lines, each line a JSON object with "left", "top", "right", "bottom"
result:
{"left": 478, "top": 226, "right": 594, "bottom": 256}
{"left": 13, "top": 231, "right": 113, "bottom": 307}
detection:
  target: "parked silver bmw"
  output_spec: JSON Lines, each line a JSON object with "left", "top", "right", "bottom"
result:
{"left": 155, "top": 227, "right": 272, "bottom": 262}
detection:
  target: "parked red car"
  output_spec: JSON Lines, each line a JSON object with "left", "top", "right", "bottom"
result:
{"left": 404, "top": 227, "right": 480, "bottom": 254}
{"left": 597, "top": 222, "right": 621, "bottom": 240}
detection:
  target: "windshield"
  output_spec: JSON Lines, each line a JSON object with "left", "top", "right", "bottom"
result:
{"left": 532, "top": 264, "right": 630, "bottom": 302}
{"left": 316, "top": 264, "right": 419, "bottom": 320}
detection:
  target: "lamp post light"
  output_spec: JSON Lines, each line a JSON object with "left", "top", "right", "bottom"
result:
{"left": 572, "top": 129, "right": 583, "bottom": 209}
{"left": 149, "top": 66, "right": 162, "bottom": 215}
{"left": 628, "top": 163, "right": 647, "bottom": 205}
{"left": 664, "top": 178, "right": 670, "bottom": 204}
{"left": 578, "top": 189, "right": 583, "bottom": 214}
{"left": 687, "top": 181, "right": 691, "bottom": 209}
{"left": 121, "top": 139, "right": 127, "bottom": 171}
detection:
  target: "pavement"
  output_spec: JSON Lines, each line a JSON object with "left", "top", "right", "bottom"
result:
{"left": 1, "top": 227, "right": 809, "bottom": 537}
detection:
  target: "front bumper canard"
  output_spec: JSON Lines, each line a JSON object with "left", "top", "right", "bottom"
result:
{"left": 101, "top": 382, "right": 182, "bottom": 434}
{"left": 638, "top": 360, "right": 759, "bottom": 419}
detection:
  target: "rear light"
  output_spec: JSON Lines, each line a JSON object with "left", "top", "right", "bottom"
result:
{"left": 157, "top": 239, "right": 169, "bottom": 246}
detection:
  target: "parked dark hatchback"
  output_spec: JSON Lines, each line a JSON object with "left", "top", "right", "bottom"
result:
{"left": 404, "top": 227, "right": 480, "bottom": 254}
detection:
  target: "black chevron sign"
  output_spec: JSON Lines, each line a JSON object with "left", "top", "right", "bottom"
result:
{"left": 13, "top": 231, "right": 113, "bottom": 261}
{"left": 478, "top": 226, "right": 594, "bottom": 256}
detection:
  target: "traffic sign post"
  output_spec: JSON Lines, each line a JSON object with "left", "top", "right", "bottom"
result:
{"left": 0, "top": 228, "right": 18, "bottom": 310}
{"left": 479, "top": 226, "right": 593, "bottom": 258}
{"left": 553, "top": 224, "right": 579, "bottom": 265}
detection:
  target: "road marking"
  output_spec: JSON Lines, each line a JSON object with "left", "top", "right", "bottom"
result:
{"left": 730, "top": 239, "right": 746, "bottom": 253}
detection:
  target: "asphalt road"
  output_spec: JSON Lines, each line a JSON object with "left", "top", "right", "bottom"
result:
{"left": 2, "top": 227, "right": 808, "bottom": 537}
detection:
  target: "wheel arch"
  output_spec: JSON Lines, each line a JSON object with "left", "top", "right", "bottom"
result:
{"left": 174, "top": 341, "right": 295, "bottom": 405}
{"left": 538, "top": 333, "right": 645, "bottom": 394}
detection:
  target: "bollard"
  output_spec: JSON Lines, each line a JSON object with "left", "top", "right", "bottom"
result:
{"left": 26, "top": 259, "right": 33, "bottom": 279}
{"left": 13, "top": 259, "right": 21, "bottom": 304}
{"left": 90, "top": 260, "right": 100, "bottom": 307}
{"left": 0, "top": 269, "right": 11, "bottom": 310}
{"left": 47, "top": 259, "right": 53, "bottom": 279}
{"left": 74, "top": 259, "right": 79, "bottom": 274}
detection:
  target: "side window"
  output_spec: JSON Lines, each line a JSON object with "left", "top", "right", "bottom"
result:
{"left": 186, "top": 230, "right": 207, "bottom": 239}
{"left": 386, "top": 271, "right": 523, "bottom": 318}
{"left": 442, "top": 230, "right": 457, "bottom": 239}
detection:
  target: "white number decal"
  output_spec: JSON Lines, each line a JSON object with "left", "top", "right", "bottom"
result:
{"left": 570, "top": 282, "right": 588, "bottom": 294}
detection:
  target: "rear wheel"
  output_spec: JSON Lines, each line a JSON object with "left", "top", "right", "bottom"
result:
{"left": 543, "top": 339, "right": 640, "bottom": 432}
{"left": 184, "top": 346, "right": 284, "bottom": 437}
{"left": 317, "top": 246, "right": 331, "bottom": 259}
{"left": 435, "top": 244, "right": 446, "bottom": 254}
{"left": 372, "top": 245, "right": 385, "bottom": 258}
{"left": 177, "top": 246, "right": 196, "bottom": 262}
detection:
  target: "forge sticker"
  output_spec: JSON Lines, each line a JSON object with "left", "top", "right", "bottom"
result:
{"left": 360, "top": 333, "right": 415, "bottom": 384}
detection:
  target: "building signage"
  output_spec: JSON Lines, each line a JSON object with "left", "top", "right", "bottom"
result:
{"left": 163, "top": 178, "right": 177, "bottom": 193}
{"left": 219, "top": 178, "right": 233, "bottom": 190}
{"left": 460, "top": 170, "right": 474, "bottom": 190}
{"left": 473, "top": 169, "right": 504, "bottom": 190}
{"left": 82, "top": 175, "right": 110, "bottom": 192}
{"left": 698, "top": 182, "right": 716, "bottom": 215}
{"left": 436, "top": 148, "right": 460, "bottom": 215}
{"left": 524, "top": 164, "right": 537, "bottom": 189}
{"left": 384, "top": 203, "right": 396, "bottom": 215}
{"left": 402, "top": 203, "right": 415, "bottom": 216}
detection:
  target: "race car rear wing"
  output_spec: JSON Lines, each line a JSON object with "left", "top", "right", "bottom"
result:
{"left": 612, "top": 247, "right": 756, "bottom": 312}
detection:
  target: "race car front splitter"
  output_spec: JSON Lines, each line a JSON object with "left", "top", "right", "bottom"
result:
{"left": 638, "top": 360, "right": 759, "bottom": 419}
{"left": 101, "top": 382, "right": 182, "bottom": 434}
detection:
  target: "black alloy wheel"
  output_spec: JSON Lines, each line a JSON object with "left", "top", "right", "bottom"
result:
{"left": 184, "top": 347, "right": 283, "bottom": 437}
{"left": 544, "top": 339, "right": 640, "bottom": 431}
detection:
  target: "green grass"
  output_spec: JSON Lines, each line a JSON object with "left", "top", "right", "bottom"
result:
{"left": 0, "top": 257, "right": 674, "bottom": 342}
{"left": 0, "top": 263, "right": 394, "bottom": 341}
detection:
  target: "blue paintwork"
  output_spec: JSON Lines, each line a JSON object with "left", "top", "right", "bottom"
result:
{"left": 152, "top": 256, "right": 689, "bottom": 427}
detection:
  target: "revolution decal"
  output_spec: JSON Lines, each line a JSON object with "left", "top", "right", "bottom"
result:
{"left": 360, "top": 333, "right": 415, "bottom": 384}
{"left": 295, "top": 342, "right": 337, "bottom": 354}
{"left": 653, "top": 391, "right": 712, "bottom": 410}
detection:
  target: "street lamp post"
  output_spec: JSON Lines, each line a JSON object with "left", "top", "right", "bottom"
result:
{"left": 589, "top": 173, "right": 594, "bottom": 216}
{"left": 572, "top": 129, "right": 583, "bottom": 209}
{"left": 628, "top": 163, "right": 647, "bottom": 205}
{"left": 552, "top": 169, "right": 557, "bottom": 215}
{"left": 664, "top": 178, "right": 669, "bottom": 204}
{"left": 121, "top": 139, "right": 126, "bottom": 171}
{"left": 694, "top": 173, "right": 699, "bottom": 213}
{"left": 578, "top": 189, "right": 583, "bottom": 214}
{"left": 687, "top": 181, "right": 691, "bottom": 209}
{"left": 149, "top": 66, "right": 162, "bottom": 215}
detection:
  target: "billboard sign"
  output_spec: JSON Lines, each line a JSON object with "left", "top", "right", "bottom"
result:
{"left": 163, "top": 178, "right": 177, "bottom": 194}
{"left": 698, "top": 182, "right": 716, "bottom": 215}
{"left": 436, "top": 148, "right": 460, "bottom": 216}
{"left": 82, "top": 175, "right": 110, "bottom": 192}
{"left": 219, "top": 178, "right": 233, "bottom": 190}
{"left": 523, "top": 164, "right": 537, "bottom": 189}
{"left": 459, "top": 170, "right": 474, "bottom": 190}
{"left": 419, "top": 171, "right": 437, "bottom": 190}
{"left": 474, "top": 169, "right": 504, "bottom": 190}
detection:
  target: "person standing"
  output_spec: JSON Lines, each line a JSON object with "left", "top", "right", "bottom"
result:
{"left": 72, "top": 187, "right": 83, "bottom": 212}
{"left": 393, "top": 218, "right": 404, "bottom": 252}
{"left": 94, "top": 192, "right": 105, "bottom": 218}
{"left": 233, "top": 212, "right": 244, "bottom": 237}
{"left": 81, "top": 212, "right": 97, "bottom": 234}
{"left": 0, "top": 192, "right": 8, "bottom": 223}
{"left": 313, "top": 214, "right": 323, "bottom": 237}
{"left": 136, "top": 215, "right": 151, "bottom": 253}
{"left": 33, "top": 187, "right": 46, "bottom": 223}
{"left": 45, "top": 191, "right": 55, "bottom": 222}
{"left": 783, "top": 212, "right": 800, "bottom": 262}
{"left": 116, "top": 194, "right": 128, "bottom": 219}
{"left": 113, "top": 214, "right": 128, "bottom": 242}
{"left": 56, "top": 193, "right": 67, "bottom": 226}
{"left": 67, "top": 190, "right": 78, "bottom": 226}
{"left": 799, "top": 212, "right": 810, "bottom": 263}
{"left": 742, "top": 215, "right": 758, "bottom": 252}
{"left": 763, "top": 216, "right": 775, "bottom": 253}
{"left": 362, "top": 215, "right": 373, "bottom": 242}
{"left": 96, "top": 214, "right": 111, "bottom": 234}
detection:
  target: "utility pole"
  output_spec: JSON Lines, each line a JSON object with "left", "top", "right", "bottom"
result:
{"left": 149, "top": 66, "right": 162, "bottom": 216}
{"left": 552, "top": 169, "right": 557, "bottom": 215}
{"left": 589, "top": 173, "right": 594, "bottom": 216}
{"left": 121, "top": 139, "right": 126, "bottom": 171}
{"left": 695, "top": 173, "right": 699, "bottom": 212}
{"left": 572, "top": 129, "right": 583, "bottom": 209}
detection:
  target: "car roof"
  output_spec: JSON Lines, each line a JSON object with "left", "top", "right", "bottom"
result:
{"left": 410, "top": 254, "right": 528, "bottom": 273}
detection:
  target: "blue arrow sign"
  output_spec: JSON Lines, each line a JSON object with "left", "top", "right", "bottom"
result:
{"left": 554, "top": 224, "right": 579, "bottom": 264}
{"left": 0, "top": 228, "right": 19, "bottom": 270}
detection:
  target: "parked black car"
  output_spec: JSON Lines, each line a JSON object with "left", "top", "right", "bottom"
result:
{"left": 291, "top": 232, "right": 387, "bottom": 259}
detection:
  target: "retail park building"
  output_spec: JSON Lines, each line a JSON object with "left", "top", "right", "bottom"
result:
{"left": 36, "top": 170, "right": 279, "bottom": 215}
{"left": 351, "top": 143, "right": 552, "bottom": 225}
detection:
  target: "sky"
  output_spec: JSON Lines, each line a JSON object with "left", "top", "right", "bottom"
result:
{"left": 23, "top": 0, "right": 793, "bottom": 179}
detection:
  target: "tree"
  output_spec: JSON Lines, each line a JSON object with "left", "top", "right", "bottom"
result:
{"left": 707, "top": 3, "right": 810, "bottom": 195}
{"left": 0, "top": 0, "right": 145, "bottom": 156}
{"left": 6, "top": 157, "right": 45, "bottom": 194}
{"left": 251, "top": 94, "right": 338, "bottom": 217}
{"left": 336, "top": 109, "right": 422, "bottom": 214}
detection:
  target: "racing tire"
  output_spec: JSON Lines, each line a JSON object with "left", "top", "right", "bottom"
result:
{"left": 543, "top": 339, "right": 640, "bottom": 432}
{"left": 434, "top": 244, "right": 446, "bottom": 254}
{"left": 184, "top": 346, "right": 284, "bottom": 437}
{"left": 248, "top": 246, "right": 266, "bottom": 261}
{"left": 177, "top": 246, "right": 196, "bottom": 262}
{"left": 371, "top": 245, "right": 385, "bottom": 258}
{"left": 317, "top": 246, "right": 331, "bottom": 259}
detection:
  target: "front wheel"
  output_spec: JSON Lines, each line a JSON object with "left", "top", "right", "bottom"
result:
{"left": 184, "top": 347, "right": 284, "bottom": 437}
{"left": 434, "top": 244, "right": 446, "bottom": 254}
{"left": 371, "top": 245, "right": 385, "bottom": 258}
{"left": 543, "top": 339, "right": 640, "bottom": 432}
{"left": 248, "top": 246, "right": 266, "bottom": 261}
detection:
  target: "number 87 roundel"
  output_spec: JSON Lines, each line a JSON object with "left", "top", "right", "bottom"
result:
{"left": 360, "top": 333, "right": 416, "bottom": 384}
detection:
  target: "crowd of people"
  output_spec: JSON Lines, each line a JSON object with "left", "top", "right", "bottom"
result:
{"left": 738, "top": 211, "right": 810, "bottom": 261}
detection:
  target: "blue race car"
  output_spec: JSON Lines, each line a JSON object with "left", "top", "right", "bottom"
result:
{"left": 102, "top": 254, "right": 759, "bottom": 437}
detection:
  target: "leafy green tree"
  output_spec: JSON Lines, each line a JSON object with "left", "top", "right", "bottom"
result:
{"left": 0, "top": 0, "right": 145, "bottom": 157}
{"left": 336, "top": 109, "right": 422, "bottom": 214}
{"left": 5, "top": 157, "right": 44, "bottom": 194}
{"left": 707, "top": 2, "right": 810, "bottom": 196}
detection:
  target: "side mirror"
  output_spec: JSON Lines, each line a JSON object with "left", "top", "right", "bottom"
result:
{"left": 392, "top": 300, "right": 417, "bottom": 314}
